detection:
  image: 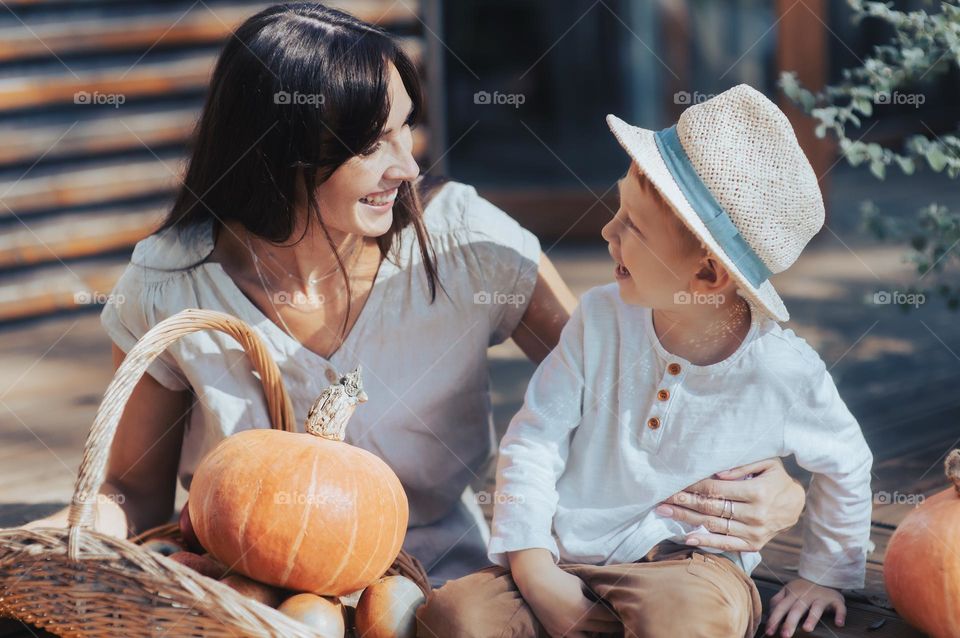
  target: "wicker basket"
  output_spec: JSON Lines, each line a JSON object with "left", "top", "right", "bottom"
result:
{"left": 0, "top": 309, "right": 430, "bottom": 637}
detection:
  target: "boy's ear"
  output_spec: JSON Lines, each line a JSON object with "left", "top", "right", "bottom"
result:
{"left": 693, "top": 255, "right": 734, "bottom": 292}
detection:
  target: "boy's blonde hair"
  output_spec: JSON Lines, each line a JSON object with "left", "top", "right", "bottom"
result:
{"left": 633, "top": 168, "right": 704, "bottom": 257}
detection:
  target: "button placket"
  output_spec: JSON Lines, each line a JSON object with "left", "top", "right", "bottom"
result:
{"left": 640, "top": 361, "right": 684, "bottom": 451}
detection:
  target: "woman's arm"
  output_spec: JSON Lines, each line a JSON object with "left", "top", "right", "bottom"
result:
{"left": 20, "top": 344, "right": 191, "bottom": 537}
{"left": 511, "top": 252, "right": 578, "bottom": 364}
{"left": 656, "top": 458, "right": 806, "bottom": 552}
{"left": 104, "top": 344, "right": 192, "bottom": 534}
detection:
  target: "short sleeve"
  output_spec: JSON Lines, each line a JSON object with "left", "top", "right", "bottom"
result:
{"left": 100, "top": 265, "right": 190, "bottom": 392}
{"left": 459, "top": 186, "right": 541, "bottom": 346}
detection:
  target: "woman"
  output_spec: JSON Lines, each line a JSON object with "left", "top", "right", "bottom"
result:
{"left": 22, "top": 3, "right": 804, "bottom": 587}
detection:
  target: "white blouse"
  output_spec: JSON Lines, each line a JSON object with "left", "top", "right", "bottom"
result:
{"left": 488, "top": 283, "right": 874, "bottom": 590}
{"left": 100, "top": 181, "right": 541, "bottom": 585}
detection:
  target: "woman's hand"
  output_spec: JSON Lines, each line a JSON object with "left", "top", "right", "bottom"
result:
{"left": 508, "top": 549, "right": 620, "bottom": 638}
{"left": 765, "top": 578, "right": 846, "bottom": 637}
{"left": 655, "top": 457, "right": 805, "bottom": 552}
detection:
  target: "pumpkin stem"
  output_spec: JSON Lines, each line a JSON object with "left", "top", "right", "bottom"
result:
{"left": 946, "top": 449, "right": 960, "bottom": 496}
{"left": 304, "top": 367, "right": 367, "bottom": 441}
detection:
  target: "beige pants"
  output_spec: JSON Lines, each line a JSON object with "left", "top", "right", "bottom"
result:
{"left": 416, "top": 542, "right": 761, "bottom": 638}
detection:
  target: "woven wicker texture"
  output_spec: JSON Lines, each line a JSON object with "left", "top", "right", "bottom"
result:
{"left": 0, "top": 309, "right": 429, "bottom": 637}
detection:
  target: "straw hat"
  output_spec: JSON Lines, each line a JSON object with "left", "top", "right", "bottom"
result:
{"left": 606, "top": 84, "right": 825, "bottom": 322}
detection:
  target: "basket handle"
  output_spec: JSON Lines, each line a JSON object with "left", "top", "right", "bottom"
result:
{"left": 67, "top": 308, "right": 296, "bottom": 559}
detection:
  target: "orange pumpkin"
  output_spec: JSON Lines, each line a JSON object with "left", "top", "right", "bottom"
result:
{"left": 189, "top": 368, "right": 409, "bottom": 596}
{"left": 884, "top": 449, "right": 960, "bottom": 638}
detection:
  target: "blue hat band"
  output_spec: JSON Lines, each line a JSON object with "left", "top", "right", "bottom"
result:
{"left": 652, "top": 125, "right": 772, "bottom": 288}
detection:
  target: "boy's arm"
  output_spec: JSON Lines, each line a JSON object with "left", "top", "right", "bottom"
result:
{"left": 507, "top": 548, "right": 556, "bottom": 591}
{"left": 487, "top": 302, "right": 588, "bottom": 568}
{"left": 782, "top": 358, "right": 873, "bottom": 590}
{"left": 507, "top": 548, "right": 621, "bottom": 636}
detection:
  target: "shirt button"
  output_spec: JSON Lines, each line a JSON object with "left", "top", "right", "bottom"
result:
{"left": 657, "top": 389, "right": 670, "bottom": 401}
{"left": 325, "top": 368, "right": 339, "bottom": 383}
{"left": 647, "top": 417, "right": 661, "bottom": 430}
{"left": 667, "top": 363, "right": 682, "bottom": 375}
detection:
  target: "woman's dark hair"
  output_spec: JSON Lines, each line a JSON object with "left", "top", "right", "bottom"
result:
{"left": 156, "top": 2, "right": 443, "bottom": 334}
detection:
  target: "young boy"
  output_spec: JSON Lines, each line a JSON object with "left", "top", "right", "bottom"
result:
{"left": 416, "top": 84, "right": 873, "bottom": 638}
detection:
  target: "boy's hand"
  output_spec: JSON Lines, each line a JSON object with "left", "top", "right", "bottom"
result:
{"left": 765, "top": 578, "right": 846, "bottom": 637}
{"left": 508, "top": 549, "right": 619, "bottom": 637}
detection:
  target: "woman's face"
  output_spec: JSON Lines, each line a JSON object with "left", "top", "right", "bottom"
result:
{"left": 308, "top": 63, "right": 420, "bottom": 238}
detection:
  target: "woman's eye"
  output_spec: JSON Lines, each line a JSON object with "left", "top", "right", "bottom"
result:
{"left": 360, "top": 141, "right": 383, "bottom": 157}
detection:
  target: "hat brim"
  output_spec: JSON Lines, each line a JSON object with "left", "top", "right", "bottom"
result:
{"left": 606, "top": 114, "right": 789, "bottom": 322}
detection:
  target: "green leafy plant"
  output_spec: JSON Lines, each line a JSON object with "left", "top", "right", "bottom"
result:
{"left": 780, "top": 0, "right": 960, "bottom": 308}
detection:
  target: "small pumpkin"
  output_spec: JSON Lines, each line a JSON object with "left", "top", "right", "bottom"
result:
{"left": 178, "top": 500, "right": 204, "bottom": 553}
{"left": 168, "top": 551, "right": 229, "bottom": 580}
{"left": 189, "top": 368, "right": 409, "bottom": 596}
{"left": 278, "top": 593, "right": 346, "bottom": 637}
{"left": 884, "top": 449, "right": 960, "bottom": 638}
{"left": 202, "top": 552, "right": 231, "bottom": 577}
{"left": 219, "top": 574, "right": 285, "bottom": 608}
{"left": 354, "top": 575, "right": 425, "bottom": 638}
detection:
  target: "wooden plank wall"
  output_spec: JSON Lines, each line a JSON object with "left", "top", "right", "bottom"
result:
{"left": 775, "top": 0, "right": 833, "bottom": 193}
{"left": 0, "top": 0, "right": 430, "bottom": 323}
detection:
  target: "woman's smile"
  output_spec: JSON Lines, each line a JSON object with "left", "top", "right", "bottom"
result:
{"left": 358, "top": 187, "right": 399, "bottom": 212}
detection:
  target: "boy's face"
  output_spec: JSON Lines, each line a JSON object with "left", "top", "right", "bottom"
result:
{"left": 601, "top": 162, "right": 704, "bottom": 306}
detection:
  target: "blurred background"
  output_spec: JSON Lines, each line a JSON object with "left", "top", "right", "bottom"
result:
{"left": 1, "top": 1, "right": 958, "bottom": 635}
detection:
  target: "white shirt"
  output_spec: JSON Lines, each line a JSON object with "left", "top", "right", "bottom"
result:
{"left": 100, "top": 181, "right": 541, "bottom": 585}
{"left": 488, "top": 283, "right": 873, "bottom": 590}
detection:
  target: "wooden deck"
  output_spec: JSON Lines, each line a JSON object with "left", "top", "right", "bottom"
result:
{"left": 2, "top": 226, "right": 957, "bottom": 636}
